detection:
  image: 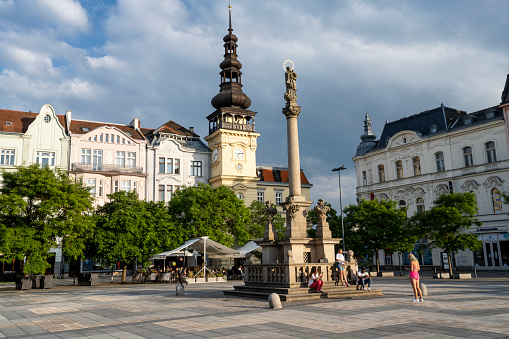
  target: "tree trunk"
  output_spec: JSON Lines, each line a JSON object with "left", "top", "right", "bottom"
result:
{"left": 447, "top": 252, "right": 453, "bottom": 278}
{"left": 375, "top": 248, "right": 380, "bottom": 273}
{"left": 121, "top": 266, "right": 127, "bottom": 284}
{"left": 111, "top": 266, "right": 114, "bottom": 284}
{"left": 397, "top": 251, "right": 402, "bottom": 276}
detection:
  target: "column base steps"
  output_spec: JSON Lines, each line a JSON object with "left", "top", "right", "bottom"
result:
{"left": 223, "top": 285, "right": 382, "bottom": 301}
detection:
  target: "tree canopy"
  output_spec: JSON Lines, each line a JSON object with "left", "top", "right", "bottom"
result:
{"left": 91, "top": 191, "right": 181, "bottom": 273}
{"left": 167, "top": 184, "right": 251, "bottom": 247}
{"left": 411, "top": 192, "right": 482, "bottom": 276}
{"left": 343, "top": 199, "right": 414, "bottom": 272}
{"left": 0, "top": 165, "right": 94, "bottom": 274}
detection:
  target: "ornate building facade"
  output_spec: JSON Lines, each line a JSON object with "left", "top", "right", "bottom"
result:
{"left": 353, "top": 75, "right": 509, "bottom": 271}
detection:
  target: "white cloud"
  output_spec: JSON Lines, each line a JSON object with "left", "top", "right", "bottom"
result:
{"left": 33, "top": 0, "right": 89, "bottom": 32}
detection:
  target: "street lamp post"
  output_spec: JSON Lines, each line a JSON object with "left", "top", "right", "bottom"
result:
{"left": 332, "top": 165, "right": 346, "bottom": 252}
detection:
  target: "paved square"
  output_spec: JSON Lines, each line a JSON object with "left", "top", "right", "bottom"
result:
{"left": 1, "top": 274, "right": 509, "bottom": 338}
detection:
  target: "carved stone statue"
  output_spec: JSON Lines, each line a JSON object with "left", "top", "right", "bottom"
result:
{"left": 263, "top": 201, "right": 278, "bottom": 241}
{"left": 284, "top": 66, "right": 297, "bottom": 102}
{"left": 314, "top": 199, "right": 330, "bottom": 221}
{"left": 314, "top": 198, "right": 331, "bottom": 239}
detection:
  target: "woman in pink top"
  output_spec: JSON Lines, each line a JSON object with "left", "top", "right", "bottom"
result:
{"left": 407, "top": 253, "right": 423, "bottom": 302}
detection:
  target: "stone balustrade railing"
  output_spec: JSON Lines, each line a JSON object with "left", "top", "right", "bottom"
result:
{"left": 245, "top": 263, "right": 337, "bottom": 286}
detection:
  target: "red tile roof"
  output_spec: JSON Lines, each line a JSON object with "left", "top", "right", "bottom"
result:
{"left": 151, "top": 120, "right": 199, "bottom": 137}
{"left": 69, "top": 120, "right": 145, "bottom": 140}
{"left": 258, "top": 168, "right": 311, "bottom": 185}
{"left": 0, "top": 109, "right": 66, "bottom": 133}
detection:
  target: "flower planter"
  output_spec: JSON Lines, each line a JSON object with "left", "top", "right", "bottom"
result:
{"left": 32, "top": 275, "right": 43, "bottom": 289}
{"left": 15, "top": 276, "right": 32, "bottom": 290}
{"left": 162, "top": 273, "right": 172, "bottom": 282}
{"left": 41, "top": 275, "right": 53, "bottom": 289}
{"left": 132, "top": 271, "right": 146, "bottom": 284}
{"left": 147, "top": 273, "right": 158, "bottom": 282}
{"left": 77, "top": 273, "right": 99, "bottom": 286}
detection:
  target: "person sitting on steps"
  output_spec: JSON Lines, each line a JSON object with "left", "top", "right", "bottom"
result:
{"left": 308, "top": 267, "right": 324, "bottom": 293}
{"left": 357, "top": 267, "right": 372, "bottom": 291}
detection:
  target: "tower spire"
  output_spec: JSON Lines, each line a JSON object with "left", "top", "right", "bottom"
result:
{"left": 228, "top": 3, "right": 232, "bottom": 33}
{"left": 362, "top": 111, "right": 375, "bottom": 140}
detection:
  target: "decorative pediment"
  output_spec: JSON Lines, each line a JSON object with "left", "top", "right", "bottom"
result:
{"left": 232, "top": 183, "right": 249, "bottom": 192}
{"left": 461, "top": 180, "right": 480, "bottom": 192}
{"left": 434, "top": 184, "right": 448, "bottom": 197}
{"left": 158, "top": 176, "right": 182, "bottom": 184}
{"left": 394, "top": 187, "right": 425, "bottom": 201}
{"left": 377, "top": 193, "right": 388, "bottom": 201}
{"left": 387, "top": 131, "right": 421, "bottom": 149}
{"left": 484, "top": 176, "right": 504, "bottom": 190}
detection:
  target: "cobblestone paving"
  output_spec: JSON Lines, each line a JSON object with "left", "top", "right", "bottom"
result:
{"left": 1, "top": 275, "right": 509, "bottom": 338}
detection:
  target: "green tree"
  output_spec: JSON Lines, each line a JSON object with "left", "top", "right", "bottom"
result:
{"left": 306, "top": 201, "right": 341, "bottom": 239}
{"left": 247, "top": 201, "right": 286, "bottom": 240}
{"left": 0, "top": 165, "right": 94, "bottom": 275}
{"left": 343, "top": 199, "right": 412, "bottom": 273}
{"left": 168, "top": 184, "right": 251, "bottom": 247}
{"left": 92, "top": 191, "right": 181, "bottom": 283}
{"left": 411, "top": 192, "right": 482, "bottom": 277}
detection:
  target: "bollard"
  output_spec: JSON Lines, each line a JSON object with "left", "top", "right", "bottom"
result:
{"left": 176, "top": 283, "right": 185, "bottom": 296}
{"left": 419, "top": 282, "right": 427, "bottom": 296}
{"left": 268, "top": 293, "right": 282, "bottom": 309}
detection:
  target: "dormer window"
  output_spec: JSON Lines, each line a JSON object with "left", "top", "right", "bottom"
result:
{"left": 125, "top": 132, "right": 132, "bottom": 136}
{"left": 81, "top": 127, "right": 90, "bottom": 132}
{"left": 430, "top": 124, "right": 437, "bottom": 133}
{"left": 464, "top": 118, "right": 472, "bottom": 125}
{"left": 486, "top": 111, "right": 494, "bottom": 119}
{"left": 5, "top": 121, "right": 12, "bottom": 126}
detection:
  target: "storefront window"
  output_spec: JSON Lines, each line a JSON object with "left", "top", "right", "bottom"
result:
{"left": 500, "top": 238, "right": 509, "bottom": 267}
{"left": 473, "top": 248, "right": 485, "bottom": 266}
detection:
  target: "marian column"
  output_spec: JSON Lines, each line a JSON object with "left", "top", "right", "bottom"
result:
{"left": 280, "top": 62, "right": 312, "bottom": 256}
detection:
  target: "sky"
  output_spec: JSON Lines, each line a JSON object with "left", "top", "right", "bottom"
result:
{"left": 1, "top": 0, "right": 509, "bottom": 211}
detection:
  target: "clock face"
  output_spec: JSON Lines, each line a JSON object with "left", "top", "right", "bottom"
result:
{"left": 234, "top": 147, "right": 245, "bottom": 159}
{"left": 212, "top": 149, "right": 218, "bottom": 161}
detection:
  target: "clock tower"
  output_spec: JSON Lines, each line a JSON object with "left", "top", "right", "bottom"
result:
{"left": 204, "top": 5, "right": 260, "bottom": 204}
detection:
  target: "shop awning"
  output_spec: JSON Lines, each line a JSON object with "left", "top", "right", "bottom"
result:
{"left": 232, "top": 240, "right": 261, "bottom": 258}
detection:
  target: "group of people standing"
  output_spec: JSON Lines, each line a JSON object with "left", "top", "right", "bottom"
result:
{"left": 307, "top": 249, "right": 424, "bottom": 303}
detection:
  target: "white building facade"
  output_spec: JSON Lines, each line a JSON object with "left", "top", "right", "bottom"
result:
{"left": 354, "top": 77, "right": 509, "bottom": 271}
{"left": 145, "top": 121, "right": 210, "bottom": 203}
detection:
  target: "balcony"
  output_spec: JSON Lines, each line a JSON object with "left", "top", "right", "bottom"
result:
{"left": 71, "top": 163, "right": 144, "bottom": 175}
{"left": 209, "top": 122, "right": 255, "bottom": 134}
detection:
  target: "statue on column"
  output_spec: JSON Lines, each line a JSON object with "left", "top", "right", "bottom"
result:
{"left": 314, "top": 199, "right": 332, "bottom": 239}
{"left": 263, "top": 201, "right": 278, "bottom": 241}
{"left": 285, "top": 67, "right": 297, "bottom": 102}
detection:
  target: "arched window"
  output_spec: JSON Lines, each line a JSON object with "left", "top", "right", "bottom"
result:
{"left": 413, "top": 157, "right": 421, "bottom": 176}
{"left": 399, "top": 200, "right": 406, "bottom": 209}
{"left": 486, "top": 142, "right": 497, "bottom": 163}
{"left": 236, "top": 193, "right": 243, "bottom": 200}
{"left": 416, "top": 198, "right": 425, "bottom": 213}
{"left": 492, "top": 188, "right": 502, "bottom": 213}
{"left": 378, "top": 165, "right": 385, "bottom": 183}
{"left": 463, "top": 147, "right": 473, "bottom": 167}
{"left": 435, "top": 152, "right": 445, "bottom": 172}
{"left": 395, "top": 160, "right": 403, "bottom": 179}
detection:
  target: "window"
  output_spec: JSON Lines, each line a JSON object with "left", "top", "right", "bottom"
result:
{"left": 159, "top": 158, "right": 165, "bottom": 173}
{"left": 276, "top": 192, "right": 283, "bottom": 205}
{"left": 435, "top": 152, "right": 445, "bottom": 172}
{"left": 113, "top": 180, "right": 119, "bottom": 193}
{"left": 430, "top": 124, "right": 437, "bottom": 133}
{"left": 463, "top": 147, "right": 473, "bottom": 167}
{"left": 133, "top": 181, "right": 137, "bottom": 193}
{"left": 492, "top": 188, "right": 502, "bottom": 213}
{"left": 399, "top": 200, "right": 406, "bottom": 209}
{"left": 86, "top": 179, "right": 96, "bottom": 196}
{"left": 36, "top": 152, "right": 55, "bottom": 166}
{"left": 167, "top": 185, "right": 173, "bottom": 201}
{"left": 81, "top": 127, "right": 90, "bottom": 132}
{"left": 105, "top": 134, "right": 109, "bottom": 143}
{"left": 127, "top": 152, "right": 136, "bottom": 168}
{"left": 122, "top": 180, "right": 131, "bottom": 192}
{"left": 98, "top": 180, "right": 103, "bottom": 197}
{"left": 413, "top": 157, "right": 421, "bottom": 176}
{"left": 236, "top": 193, "right": 243, "bottom": 200}
{"left": 116, "top": 151, "right": 125, "bottom": 167}
{"left": 362, "top": 171, "right": 367, "bottom": 185}
{"left": 395, "top": 160, "right": 403, "bottom": 179}
{"left": 416, "top": 198, "right": 425, "bottom": 213}
{"left": 81, "top": 149, "right": 91, "bottom": 164}
{"left": 166, "top": 158, "right": 173, "bottom": 174}
{"left": 93, "top": 135, "right": 97, "bottom": 142}
{"left": 99, "top": 134, "right": 103, "bottom": 142}
{"left": 486, "top": 142, "right": 497, "bottom": 163}
{"left": 111, "top": 134, "right": 114, "bottom": 143}
{"left": 378, "top": 165, "right": 385, "bottom": 183}
{"left": 116, "top": 136, "right": 120, "bottom": 144}
{"left": 122, "top": 138, "right": 125, "bottom": 145}
{"left": 257, "top": 191, "right": 264, "bottom": 202}
{"left": 174, "top": 159, "right": 180, "bottom": 174}
{"left": 43, "top": 115, "right": 51, "bottom": 123}
{"left": 0, "top": 149, "right": 15, "bottom": 166}
{"left": 92, "top": 150, "right": 102, "bottom": 170}
{"left": 175, "top": 185, "right": 180, "bottom": 191}
{"left": 190, "top": 161, "right": 202, "bottom": 176}
{"left": 159, "top": 185, "right": 165, "bottom": 201}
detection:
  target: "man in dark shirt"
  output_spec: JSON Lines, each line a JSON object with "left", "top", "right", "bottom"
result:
{"left": 176, "top": 257, "right": 188, "bottom": 286}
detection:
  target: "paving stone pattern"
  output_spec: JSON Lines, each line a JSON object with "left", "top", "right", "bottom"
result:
{"left": 1, "top": 275, "right": 509, "bottom": 338}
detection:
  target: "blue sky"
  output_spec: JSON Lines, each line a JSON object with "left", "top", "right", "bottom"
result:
{"left": 1, "top": 0, "right": 509, "bottom": 211}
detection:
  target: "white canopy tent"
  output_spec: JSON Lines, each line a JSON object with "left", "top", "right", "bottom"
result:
{"left": 232, "top": 241, "right": 261, "bottom": 258}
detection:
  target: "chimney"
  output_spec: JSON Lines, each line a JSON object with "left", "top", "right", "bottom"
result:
{"left": 65, "top": 111, "right": 72, "bottom": 133}
{"left": 189, "top": 127, "right": 194, "bottom": 133}
{"left": 130, "top": 118, "right": 140, "bottom": 131}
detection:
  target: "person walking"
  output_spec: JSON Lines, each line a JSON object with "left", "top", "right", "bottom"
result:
{"left": 176, "top": 257, "right": 188, "bottom": 287}
{"left": 407, "top": 253, "right": 423, "bottom": 302}
{"left": 335, "top": 249, "right": 350, "bottom": 287}
{"left": 308, "top": 267, "right": 324, "bottom": 293}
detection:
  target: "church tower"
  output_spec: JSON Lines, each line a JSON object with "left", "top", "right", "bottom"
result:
{"left": 204, "top": 5, "right": 260, "bottom": 204}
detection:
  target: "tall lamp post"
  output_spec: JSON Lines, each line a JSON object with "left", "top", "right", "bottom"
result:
{"left": 332, "top": 165, "right": 346, "bottom": 252}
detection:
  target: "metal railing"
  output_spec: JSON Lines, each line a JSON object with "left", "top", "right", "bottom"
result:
{"left": 209, "top": 122, "right": 255, "bottom": 134}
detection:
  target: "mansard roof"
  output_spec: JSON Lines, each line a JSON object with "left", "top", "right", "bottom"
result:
{"left": 69, "top": 120, "right": 145, "bottom": 140}
{"left": 257, "top": 168, "right": 312, "bottom": 186}
{"left": 502, "top": 74, "right": 509, "bottom": 104}
{"left": 0, "top": 109, "right": 65, "bottom": 134}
